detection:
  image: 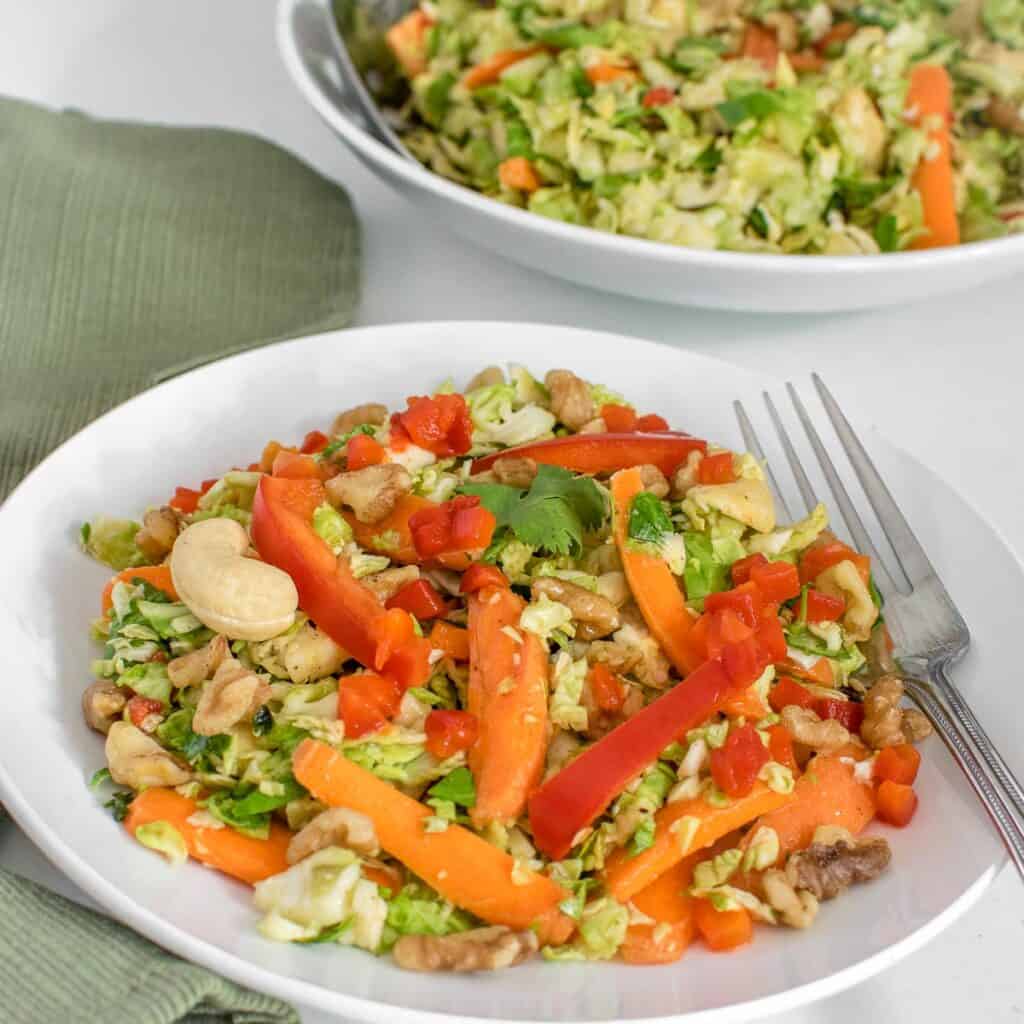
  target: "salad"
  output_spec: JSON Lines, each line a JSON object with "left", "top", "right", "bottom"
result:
{"left": 82, "top": 364, "right": 930, "bottom": 971}
{"left": 377, "top": 0, "right": 1024, "bottom": 254}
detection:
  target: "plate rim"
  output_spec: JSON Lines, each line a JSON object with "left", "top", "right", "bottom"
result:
{"left": 0, "top": 320, "right": 1009, "bottom": 1023}
{"left": 276, "top": 0, "right": 1024, "bottom": 280}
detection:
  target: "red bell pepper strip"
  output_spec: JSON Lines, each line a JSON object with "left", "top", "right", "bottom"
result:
{"left": 385, "top": 578, "right": 449, "bottom": 620}
{"left": 272, "top": 450, "right": 323, "bottom": 479}
{"left": 588, "top": 662, "right": 626, "bottom": 712}
{"left": 642, "top": 87, "right": 675, "bottom": 108}
{"left": 460, "top": 563, "right": 509, "bottom": 593}
{"left": 817, "top": 697, "right": 865, "bottom": 732}
{"left": 251, "top": 476, "right": 423, "bottom": 681}
{"left": 769, "top": 676, "right": 817, "bottom": 712}
{"left": 528, "top": 657, "right": 747, "bottom": 860}
{"left": 705, "top": 582, "right": 764, "bottom": 629}
{"left": 472, "top": 432, "right": 707, "bottom": 478}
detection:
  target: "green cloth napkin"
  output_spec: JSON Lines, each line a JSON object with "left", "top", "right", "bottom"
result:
{"left": 0, "top": 94, "right": 362, "bottom": 1020}
{"left": 0, "top": 94, "right": 361, "bottom": 500}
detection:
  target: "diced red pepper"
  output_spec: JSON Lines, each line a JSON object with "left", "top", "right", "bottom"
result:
{"left": 705, "top": 582, "right": 764, "bottom": 629}
{"left": 347, "top": 433, "right": 387, "bottom": 471}
{"left": 876, "top": 779, "right": 918, "bottom": 827}
{"left": 450, "top": 502, "right": 496, "bottom": 551}
{"left": 769, "top": 676, "right": 817, "bottom": 712}
{"left": 722, "top": 636, "right": 771, "bottom": 688}
{"left": 749, "top": 560, "right": 801, "bottom": 603}
{"left": 529, "top": 657, "right": 746, "bottom": 859}
{"left": 710, "top": 723, "right": 770, "bottom": 798}
{"left": 386, "top": 579, "right": 449, "bottom": 620}
{"left": 395, "top": 394, "right": 473, "bottom": 457}
{"left": 731, "top": 552, "right": 768, "bottom": 586}
{"left": 370, "top": 608, "right": 416, "bottom": 671}
{"left": 642, "top": 86, "right": 675, "bottom": 107}
{"left": 588, "top": 662, "right": 626, "bottom": 712}
{"left": 409, "top": 496, "right": 495, "bottom": 559}
{"left": 635, "top": 413, "right": 670, "bottom": 431}
{"left": 383, "top": 636, "right": 433, "bottom": 690}
{"left": 126, "top": 696, "right": 164, "bottom": 729}
{"left": 471, "top": 433, "right": 706, "bottom": 478}
{"left": 408, "top": 504, "right": 451, "bottom": 559}
{"left": 766, "top": 724, "right": 797, "bottom": 770}
{"left": 698, "top": 452, "right": 736, "bottom": 485}
{"left": 800, "top": 537, "right": 870, "bottom": 585}
{"left": 817, "top": 697, "right": 865, "bottom": 732}
{"left": 271, "top": 450, "right": 322, "bottom": 479}
{"left": 874, "top": 743, "right": 921, "bottom": 786}
{"left": 600, "top": 403, "right": 638, "bottom": 432}
{"left": 459, "top": 562, "right": 509, "bottom": 594}
{"left": 755, "top": 608, "right": 788, "bottom": 664}
{"left": 169, "top": 486, "right": 203, "bottom": 513}
{"left": 300, "top": 430, "right": 330, "bottom": 455}
{"left": 805, "top": 588, "right": 845, "bottom": 622}
{"left": 424, "top": 709, "right": 480, "bottom": 759}
{"left": 338, "top": 672, "right": 402, "bottom": 738}
{"left": 429, "top": 621, "right": 471, "bottom": 661}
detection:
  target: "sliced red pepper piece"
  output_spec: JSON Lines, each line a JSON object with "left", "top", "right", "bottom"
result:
{"left": 755, "top": 607, "right": 788, "bottom": 664}
{"left": 635, "top": 413, "right": 670, "bottom": 431}
{"left": 805, "top": 588, "right": 845, "bottom": 623}
{"left": 528, "top": 657, "right": 746, "bottom": 860}
{"left": 766, "top": 724, "right": 797, "bottom": 770}
{"left": 346, "top": 433, "right": 387, "bottom": 471}
{"left": 642, "top": 86, "right": 675, "bottom": 107}
{"left": 127, "top": 696, "right": 164, "bottom": 729}
{"left": 409, "top": 496, "right": 495, "bottom": 559}
{"left": 698, "top": 451, "right": 736, "bottom": 485}
{"left": 386, "top": 578, "right": 449, "bottom": 620}
{"left": 472, "top": 432, "right": 707, "bottom": 478}
{"left": 460, "top": 563, "right": 509, "bottom": 594}
{"left": 800, "top": 537, "right": 870, "bottom": 585}
{"left": 816, "top": 697, "right": 865, "bottom": 732}
{"left": 730, "top": 552, "right": 768, "bottom": 586}
{"left": 300, "top": 430, "right": 330, "bottom": 455}
{"left": 271, "top": 450, "right": 322, "bottom": 480}
{"left": 705, "top": 582, "right": 764, "bottom": 629}
{"left": 769, "top": 676, "right": 817, "bottom": 712}
{"left": 710, "top": 723, "right": 770, "bottom": 798}
{"left": 749, "top": 560, "right": 801, "bottom": 603}
{"left": 425, "top": 709, "right": 480, "bottom": 759}
{"left": 874, "top": 743, "right": 921, "bottom": 786}
{"left": 395, "top": 394, "right": 473, "bottom": 457}
{"left": 600, "top": 404, "right": 638, "bottom": 432}
{"left": 338, "top": 672, "right": 402, "bottom": 738}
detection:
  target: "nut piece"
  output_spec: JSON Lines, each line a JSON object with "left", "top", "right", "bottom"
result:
{"left": 362, "top": 565, "right": 421, "bottom": 603}
{"left": 901, "top": 707, "right": 933, "bottom": 743}
{"left": 588, "top": 606, "right": 671, "bottom": 688}
{"left": 987, "top": 97, "right": 1024, "bottom": 137}
{"left": 544, "top": 369, "right": 595, "bottom": 431}
{"left": 785, "top": 835, "right": 892, "bottom": 901}
{"left": 763, "top": 869, "right": 820, "bottom": 929}
{"left": 578, "top": 417, "right": 607, "bottom": 434}
{"left": 670, "top": 450, "right": 704, "bottom": 499}
{"left": 331, "top": 403, "right": 388, "bottom": 437}
{"left": 492, "top": 456, "right": 538, "bottom": 488}
{"left": 638, "top": 464, "right": 670, "bottom": 498}
{"left": 581, "top": 678, "right": 644, "bottom": 740}
{"left": 466, "top": 366, "right": 505, "bottom": 391}
{"left": 393, "top": 926, "right": 538, "bottom": 972}
{"left": 860, "top": 675, "right": 907, "bottom": 750}
{"left": 105, "top": 721, "right": 191, "bottom": 789}
{"left": 532, "top": 577, "right": 620, "bottom": 641}
{"left": 761, "top": 10, "right": 798, "bottom": 51}
{"left": 595, "top": 570, "right": 630, "bottom": 608}
{"left": 192, "top": 659, "right": 270, "bottom": 736}
{"left": 170, "top": 518, "right": 298, "bottom": 641}
{"left": 781, "top": 705, "right": 851, "bottom": 754}
{"left": 814, "top": 559, "right": 878, "bottom": 642}
{"left": 82, "top": 681, "right": 127, "bottom": 734}
{"left": 833, "top": 87, "right": 887, "bottom": 173}
{"left": 167, "top": 634, "right": 230, "bottom": 688}
{"left": 287, "top": 807, "right": 381, "bottom": 864}
{"left": 135, "top": 506, "right": 181, "bottom": 562}
{"left": 325, "top": 463, "right": 412, "bottom": 525}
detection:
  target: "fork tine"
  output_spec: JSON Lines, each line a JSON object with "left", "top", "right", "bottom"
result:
{"left": 812, "top": 374, "right": 933, "bottom": 589}
{"left": 764, "top": 391, "right": 819, "bottom": 515}
{"left": 733, "top": 399, "right": 794, "bottom": 523}
{"left": 786, "top": 383, "right": 902, "bottom": 598}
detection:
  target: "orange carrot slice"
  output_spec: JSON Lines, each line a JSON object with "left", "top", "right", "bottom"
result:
{"left": 292, "top": 739, "right": 573, "bottom": 943}
{"left": 124, "top": 788, "right": 290, "bottom": 886}
{"left": 464, "top": 46, "right": 545, "bottom": 90}
{"left": 101, "top": 565, "right": 177, "bottom": 614}
{"left": 611, "top": 468, "right": 703, "bottom": 676}
{"left": 586, "top": 64, "right": 638, "bottom": 85}
{"left": 386, "top": 9, "right": 433, "bottom": 78}
{"left": 498, "top": 157, "right": 542, "bottom": 193}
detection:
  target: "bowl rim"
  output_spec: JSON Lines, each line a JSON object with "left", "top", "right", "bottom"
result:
{"left": 278, "top": 0, "right": 1024, "bottom": 279}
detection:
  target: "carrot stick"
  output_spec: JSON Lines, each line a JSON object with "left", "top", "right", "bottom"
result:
{"left": 124, "top": 788, "right": 290, "bottom": 886}
{"left": 602, "top": 782, "right": 791, "bottom": 904}
{"left": 386, "top": 9, "right": 433, "bottom": 78}
{"left": 611, "top": 468, "right": 703, "bottom": 676}
{"left": 463, "top": 46, "right": 545, "bottom": 90}
{"left": 693, "top": 899, "right": 752, "bottom": 952}
{"left": 741, "top": 23, "right": 779, "bottom": 72}
{"left": 467, "top": 588, "right": 548, "bottom": 827}
{"left": 102, "top": 565, "right": 178, "bottom": 614}
{"left": 906, "top": 64, "right": 960, "bottom": 249}
{"left": 586, "top": 64, "right": 638, "bottom": 85}
{"left": 292, "top": 739, "right": 573, "bottom": 943}
{"left": 620, "top": 854, "right": 698, "bottom": 964}
{"left": 429, "top": 620, "right": 470, "bottom": 661}
{"left": 498, "top": 157, "right": 542, "bottom": 193}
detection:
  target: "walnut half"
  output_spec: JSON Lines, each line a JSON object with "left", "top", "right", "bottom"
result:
{"left": 786, "top": 835, "right": 892, "bottom": 901}
{"left": 393, "top": 926, "right": 538, "bottom": 972}
{"left": 531, "top": 576, "right": 620, "bottom": 640}
{"left": 326, "top": 463, "right": 412, "bottom": 525}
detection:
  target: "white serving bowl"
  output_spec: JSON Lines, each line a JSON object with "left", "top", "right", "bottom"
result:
{"left": 278, "top": 0, "right": 1024, "bottom": 313}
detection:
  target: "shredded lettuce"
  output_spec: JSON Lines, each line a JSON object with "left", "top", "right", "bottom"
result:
{"left": 548, "top": 653, "right": 589, "bottom": 732}
{"left": 81, "top": 517, "right": 146, "bottom": 570}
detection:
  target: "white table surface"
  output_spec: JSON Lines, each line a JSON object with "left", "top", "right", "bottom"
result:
{"left": 2, "top": 1, "right": 1023, "bottom": 1020}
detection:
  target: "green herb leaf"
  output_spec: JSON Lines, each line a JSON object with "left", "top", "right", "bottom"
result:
{"left": 628, "top": 492, "right": 673, "bottom": 545}
{"left": 89, "top": 767, "right": 111, "bottom": 789}
{"left": 428, "top": 766, "right": 477, "bottom": 808}
{"left": 748, "top": 205, "right": 770, "bottom": 238}
{"left": 105, "top": 790, "right": 133, "bottom": 822}
{"left": 874, "top": 213, "right": 900, "bottom": 252}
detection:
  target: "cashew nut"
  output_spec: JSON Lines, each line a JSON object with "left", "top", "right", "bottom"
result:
{"left": 105, "top": 721, "right": 191, "bottom": 789}
{"left": 82, "top": 681, "right": 127, "bottom": 734}
{"left": 670, "top": 450, "right": 704, "bottom": 499}
{"left": 492, "top": 456, "right": 538, "bottom": 488}
{"left": 815, "top": 559, "right": 878, "bottom": 642}
{"left": 393, "top": 926, "right": 538, "bottom": 972}
{"left": 763, "top": 869, "right": 819, "bottom": 929}
{"left": 286, "top": 808, "right": 381, "bottom": 864}
{"left": 170, "top": 518, "right": 298, "bottom": 641}
{"left": 595, "top": 570, "right": 630, "bottom": 608}
{"left": 167, "top": 634, "right": 230, "bottom": 688}
{"left": 331, "top": 403, "right": 388, "bottom": 437}
{"left": 325, "top": 463, "right": 412, "bottom": 524}
{"left": 901, "top": 707, "right": 933, "bottom": 743}
{"left": 544, "top": 369, "right": 595, "bottom": 431}
{"left": 362, "top": 565, "right": 421, "bottom": 603}
{"left": 135, "top": 506, "right": 181, "bottom": 562}
{"left": 637, "top": 464, "right": 670, "bottom": 498}
{"left": 688, "top": 477, "right": 776, "bottom": 533}
{"left": 192, "top": 658, "right": 270, "bottom": 736}
{"left": 781, "top": 705, "right": 851, "bottom": 753}
{"left": 466, "top": 366, "right": 506, "bottom": 391}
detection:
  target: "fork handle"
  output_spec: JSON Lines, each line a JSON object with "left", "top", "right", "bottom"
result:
{"left": 904, "top": 679, "right": 1024, "bottom": 880}
{"left": 930, "top": 663, "right": 1024, "bottom": 822}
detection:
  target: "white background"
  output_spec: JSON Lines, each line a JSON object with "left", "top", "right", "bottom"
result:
{"left": 1, "top": 1, "right": 1022, "bottom": 1020}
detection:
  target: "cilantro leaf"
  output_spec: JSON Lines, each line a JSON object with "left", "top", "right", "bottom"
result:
{"left": 628, "top": 492, "right": 672, "bottom": 545}
{"left": 460, "top": 465, "right": 606, "bottom": 558}
{"left": 428, "top": 766, "right": 477, "bottom": 808}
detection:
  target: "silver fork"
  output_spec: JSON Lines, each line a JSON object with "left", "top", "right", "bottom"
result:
{"left": 735, "top": 376, "right": 1024, "bottom": 879}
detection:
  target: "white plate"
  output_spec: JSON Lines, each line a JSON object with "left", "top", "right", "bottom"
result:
{"left": 0, "top": 322, "right": 1012, "bottom": 1024}
{"left": 277, "top": 0, "right": 1024, "bottom": 314}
